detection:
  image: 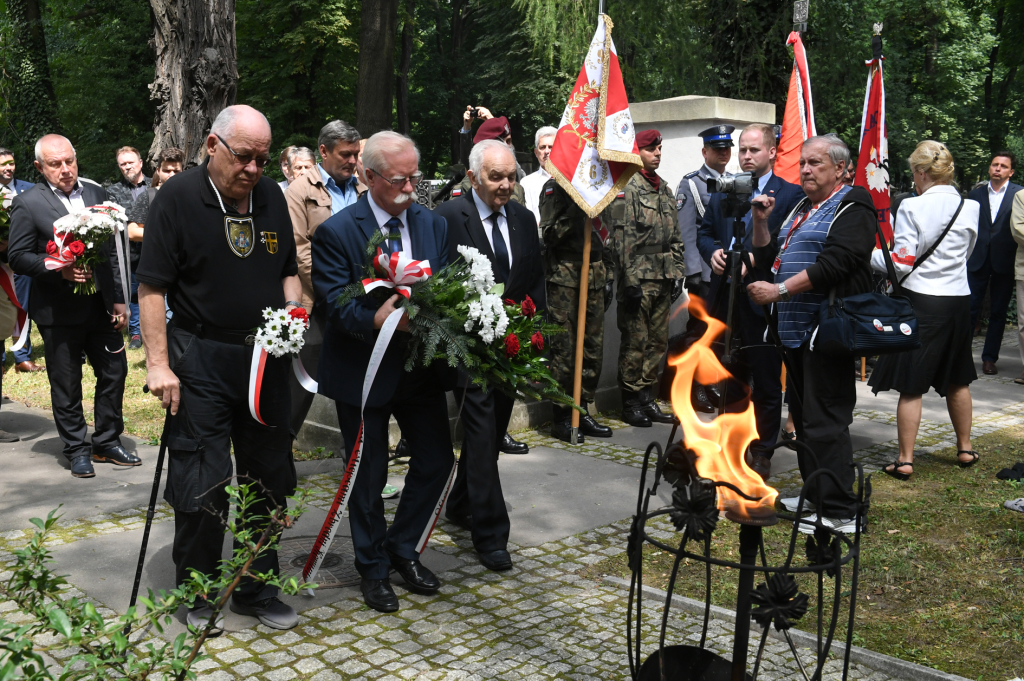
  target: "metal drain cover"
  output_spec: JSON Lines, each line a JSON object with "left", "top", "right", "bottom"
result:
{"left": 278, "top": 535, "right": 360, "bottom": 589}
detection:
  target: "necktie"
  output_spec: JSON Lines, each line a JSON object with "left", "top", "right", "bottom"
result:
{"left": 386, "top": 217, "right": 403, "bottom": 254}
{"left": 489, "top": 212, "right": 510, "bottom": 284}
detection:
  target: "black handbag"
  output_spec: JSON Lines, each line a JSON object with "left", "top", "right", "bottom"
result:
{"left": 813, "top": 198, "right": 964, "bottom": 357}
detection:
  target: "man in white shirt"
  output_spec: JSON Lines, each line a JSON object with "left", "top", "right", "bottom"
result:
{"left": 967, "top": 151, "right": 1021, "bottom": 374}
{"left": 519, "top": 126, "right": 557, "bottom": 232}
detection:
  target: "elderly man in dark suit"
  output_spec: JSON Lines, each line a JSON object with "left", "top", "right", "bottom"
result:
{"left": 8, "top": 134, "right": 133, "bottom": 479}
{"left": 967, "top": 151, "right": 1021, "bottom": 375}
{"left": 312, "top": 131, "right": 455, "bottom": 613}
{"left": 697, "top": 123, "right": 805, "bottom": 481}
{"left": 433, "top": 139, "right": 545, "bottom": 572}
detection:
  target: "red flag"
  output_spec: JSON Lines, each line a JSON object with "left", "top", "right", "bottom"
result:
{"left": 775, "top": 32, "right": 816, "bottom": 184}
{"left": 855, "top": 37, "right": 891, "bottom": 246}
{"left": 545, "top": 14, "right": 641, "bottom": 218}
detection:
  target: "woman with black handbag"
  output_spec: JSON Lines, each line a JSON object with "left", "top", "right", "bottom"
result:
{"left": 868, "top": 141, "right": 982, "bottom": 480}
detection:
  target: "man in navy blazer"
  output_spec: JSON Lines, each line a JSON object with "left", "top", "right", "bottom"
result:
{"left": 312, "top": 131, "right": 455, "bottom": 613}
{"left": 967, "top": 151, "right": 1021, "bottom": 374}
{"left": 433, "top": 140, "right": 545, "bottom": 573}
{"left": 696, "top": 124, "right": 805, "bottom": 480}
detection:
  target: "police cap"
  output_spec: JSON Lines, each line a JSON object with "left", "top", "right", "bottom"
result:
{"left": 698, "top": 125, "right": 735, "bottom": 148}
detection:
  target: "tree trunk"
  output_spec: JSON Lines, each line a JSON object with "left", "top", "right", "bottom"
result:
{"left": 4, "top": 0, "right": 62, "bottom": 158}
{"left": 395, "top": 0, "right": 415, "bottom": 136}
{"left": 356, "top": 0, "right": 400, "bottom": 137}
{"left": 148, "top": 0, "right": 238, "bottom": 166}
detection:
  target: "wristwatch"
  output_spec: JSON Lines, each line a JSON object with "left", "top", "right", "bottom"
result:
{"left": 777, "top": 282, "right": 791, "bottom": 302}
{"left": 285, "top": 300, "right": 303, "bottom": 308}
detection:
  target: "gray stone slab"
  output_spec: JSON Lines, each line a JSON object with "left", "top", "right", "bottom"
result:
{"left": 496, "top": 444, "right": 644, "bottom": 546}
{"left": 0, "top": 400, "right": 163, "bottom": 532}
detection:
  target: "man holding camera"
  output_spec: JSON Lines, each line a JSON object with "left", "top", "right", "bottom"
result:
{"left": 605, "top": 130, "right": 684, "bottom": 427}
{"left": 453, "top": 106, "right": 525, "bottom": 205}
{"left": 697, "top": 123, "right": 804, "bottom": 481}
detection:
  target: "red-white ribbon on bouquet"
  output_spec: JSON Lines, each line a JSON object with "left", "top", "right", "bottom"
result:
{"left": 43, "top": 228, "right": 79, "bottom": 272}
{"left": 248, "top": 346, "right": 270, "bottom": 425}
{"left": 301, "top": 307, "right": 404, "bottom": 592}
{"left": 0, "top": 265, "right": 29, "bottom": 353}
{"left": 362, "top": 250, "right": 432, "bottom": 299}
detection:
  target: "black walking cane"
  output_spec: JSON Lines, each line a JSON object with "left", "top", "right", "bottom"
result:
{"left": 123, "top": 384, "right": 171, "bottom": 640}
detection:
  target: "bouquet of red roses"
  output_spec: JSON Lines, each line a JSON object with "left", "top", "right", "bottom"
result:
{"left": 45, "top": 203, "right": 127, "bottom": 295}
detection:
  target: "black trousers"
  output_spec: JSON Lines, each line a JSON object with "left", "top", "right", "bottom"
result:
{"left": 336, "top": 376, "right": 454, "bottom": 579}
{"left": 967, "top": 257, "right": 1015, "bottom": 363}
{"left": 713, "top": 299, "right": 783, "bottom": 459}
{"left": 288, "top": 308, "right": 325, "bottom": 438}
{"left": 38, "top": 298, "right": 127, "bottom": 460}
{"left": 164, "top": 325, "right": 296, "bottom": 601}
{"left": 447, "top": 384, "right": 514, "bottom": 552}
{"left": 787, "top": 343, "right": 857, "bottom": 518}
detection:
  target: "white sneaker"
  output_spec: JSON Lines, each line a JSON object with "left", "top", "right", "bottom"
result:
{"left": 796, "top": 514, "right": 859, "bottom": 535}
{"left": 780, "top": 497, "right": 815, "bottom": 513}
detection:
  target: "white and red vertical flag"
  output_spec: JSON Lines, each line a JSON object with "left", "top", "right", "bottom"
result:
{"left": 855, "top": 32, "right": 891, "bottom": 246}
{"left": 775, "top": 31, "right": 817, "bottom": 185}
{"left": 544, "top": 14, "right": 642, "bottom": 218}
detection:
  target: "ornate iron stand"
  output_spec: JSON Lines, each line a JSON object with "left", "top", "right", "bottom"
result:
{"left": 626, "top": 431, "right": 871, "bottom": 681}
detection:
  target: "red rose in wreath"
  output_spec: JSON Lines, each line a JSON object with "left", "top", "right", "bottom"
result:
{"left": 531, "top": 331, "right": 544, "bottom": 352}
{"left": 521, "top": 295, "right": 536, "bottom": 319}
{"left": 504, "top": 333, "right": 520, "bottom": 358}
{"left": 67, "top": 240, "right": 85, "bottom": 257}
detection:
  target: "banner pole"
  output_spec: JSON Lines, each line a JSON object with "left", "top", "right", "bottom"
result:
{"left": 570, "top": 218, "right": 593, "bottom": 445}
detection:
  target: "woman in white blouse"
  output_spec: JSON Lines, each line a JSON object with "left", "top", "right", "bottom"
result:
{"left": 868, "top": 141, "right": 982, "bottom": 480}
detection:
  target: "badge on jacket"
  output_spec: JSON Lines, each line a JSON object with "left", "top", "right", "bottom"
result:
{"left": 452, "top": 188, "right": 462, "bottom": 197}
{"left": 226, "top": 217, "right": 255, "bottom": 258}
{"left": 261, "top": 231, "right": 278, "bottom": 254}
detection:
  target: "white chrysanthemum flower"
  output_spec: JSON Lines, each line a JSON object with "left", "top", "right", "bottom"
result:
{"left": 263, "top": 307, "right": 274, "bottom": 318}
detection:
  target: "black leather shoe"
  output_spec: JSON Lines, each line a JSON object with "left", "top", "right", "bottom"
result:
{"left": 749, "top": 454, "right": 771, "bottom": 482}
{"left": 499, "top": 433, "right": 529, "bottom": 455}
{"left": 579, "top": 410, "right": 613, "bottom": 438}
{"left": 691, "top": 384, "right": 716, "bottom": 414}
{"left": 70, "top": 455, "right": 95, "bottom": 478}
{"left": 361, "top": 578, "right": 399, "bottom": 612}
{"left": 550, "top": 418, "right": 584, "bottom": 444}
{"left": 391, "top": 438, "right": 411, "bottom": 460}
{"left": 445, "top": 511, "right": 473, "bottom": 531}
{"left": 92, "top": 444, "right": 142, "bottom": 467}
{"left": 387, "top": 552, "right": 440, "bottom": 595}
{"left": 478, "top": 549, "right": 513, "bottom": 572}
{"left": 640, "top": 390, "right": 679, "bottom": 424}
{"left": 621, "top": 390, "right": 652, "bottom": 427}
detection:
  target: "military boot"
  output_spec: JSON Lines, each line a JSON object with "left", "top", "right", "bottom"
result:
{"left": 691, "top": 383, "right": 716, "bottom": 414}
{"left": 579, "top": 402, "right": 613, "bottom": 438}
{"left": 550, "top": 406, "right": 585, "bottom": 444}
{"left": 621, "top": 390, "right": 652, "bottom": 427}
{"left": 640, "top": 387, "right": 679, "bottom": 425}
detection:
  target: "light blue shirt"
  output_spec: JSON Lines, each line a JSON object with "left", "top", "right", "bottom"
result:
{"left": 731, "top": 169, "right": 775, "bottom": 249}
{"left": 318, "top": 164, "right": 360, "bottom": 216}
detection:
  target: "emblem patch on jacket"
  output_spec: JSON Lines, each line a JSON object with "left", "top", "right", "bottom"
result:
{"left": 225, "top": 217, "right": 255, "bottom": 258}
{"left": 261, "top": 231, "right": 278, "bottom": 254}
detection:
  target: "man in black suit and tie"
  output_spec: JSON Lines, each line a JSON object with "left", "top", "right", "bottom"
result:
{"left": 433, "top": 140, "right": 545, "bottom": 572}
{"left": 697, "top": 123, "right": 805, "bottom": 482}
{"left": 8, "top": 134, "right": 134, "bottom": 478}
{"left": 967, "top": 151, "right": 1021, "bottom": 375}
{"left": 312, "top": 131, "right": 455, "bottom": 613}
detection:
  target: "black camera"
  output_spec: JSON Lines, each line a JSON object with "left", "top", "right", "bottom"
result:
{"left": 469, "top": 107, "right": 479, "bottom": 119}
{"left": 707, "top": 171, "right": 754, "bottom": 219}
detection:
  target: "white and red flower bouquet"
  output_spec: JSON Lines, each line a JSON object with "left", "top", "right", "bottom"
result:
{"left": 45, "top": 202, "right": 128, "bottom": 295}
{"left": 338, "top": 232, "right": 576, "bottom": 407}
{"left": 254, "top": 306, "right": 310, "bottom": 357}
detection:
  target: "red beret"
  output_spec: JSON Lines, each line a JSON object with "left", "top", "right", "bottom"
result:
{"left": 636, "top": 129, "right": 662, "bottom": 149}
{"left": 474, "top": 116, "right": 512, "bottom": 144}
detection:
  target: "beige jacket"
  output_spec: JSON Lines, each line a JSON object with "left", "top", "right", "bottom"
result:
{"left": 1010, "top": 191, "right": 1024, "bottom": 280}
{"left": 286, "top": 171, "right": 333, "bottom": 311}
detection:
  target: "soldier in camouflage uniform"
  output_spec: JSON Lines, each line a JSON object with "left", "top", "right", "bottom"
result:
{"left": 604, "top": 130, "right": 685, "bottom": 427}
{"left": 539, "top": 179, "right": 615, "bottom": 443}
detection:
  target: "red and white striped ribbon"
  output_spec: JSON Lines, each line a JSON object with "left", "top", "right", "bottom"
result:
{"left": 247, "top": 346, "right": 270, "bottom": 425}
{"left": 0, "top": 265, "right": 28, "bottom": 352}
{"left": 362, "top": 251, "right": 432, "bottom": 299}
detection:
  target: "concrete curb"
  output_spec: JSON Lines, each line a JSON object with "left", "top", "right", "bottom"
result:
{"left": 602, "top": 576, "right": 973, "bottom": 681}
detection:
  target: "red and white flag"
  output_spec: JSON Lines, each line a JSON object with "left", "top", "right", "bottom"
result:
{"left": 775, "top": 31, "right": 817, "bottom": 184}
{"left": 544, "top": 14, "right": 641, "bottom": 217}
{"left": 855, "top": 33, "right": 891, "bottom": 246}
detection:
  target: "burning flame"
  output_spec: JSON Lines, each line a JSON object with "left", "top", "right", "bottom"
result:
{"left": 669, "top": 297, "right": 778, "bottom": 520}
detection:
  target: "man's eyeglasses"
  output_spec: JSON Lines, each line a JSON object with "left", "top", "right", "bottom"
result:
{"left": 0, "top": 161, "right": 14, "bottom": 168}
{"left": 215, "top": 134, "right": 271, "bottom": 169}
{"left": 368, "top": 168, "right": 423, "bottom": 188}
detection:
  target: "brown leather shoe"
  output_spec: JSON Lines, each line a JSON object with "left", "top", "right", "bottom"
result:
{"left": 983, "top": 361, "right": 997, "bottom": 375}
{"left": 749, "top": 454, "right": 771, "bottom": 481}
{"left": 15, "top": 360, "right": 45, "bottom": 373}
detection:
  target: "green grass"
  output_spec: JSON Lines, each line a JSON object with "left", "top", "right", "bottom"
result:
{"left": 582, "top": 426, "right": 1024, "bottom": 681}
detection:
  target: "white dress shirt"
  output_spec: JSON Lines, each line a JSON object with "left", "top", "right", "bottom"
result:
{"left": 989, "top": 181, "right": 1008, "bottom": 221}
{"left": 367, "top": 191, "right": 411, "bottom": 256}
{"left": 871, "top": 184, "right": 980, "bottom": 296}
{"left": 520, "top": 167, "right": 551, "bottom": 229}
{"left": 472, "top": 189, "right": 513, "bottom": 269}
{"left": 47, "top": 181, "right": 86, "bottom": 212}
